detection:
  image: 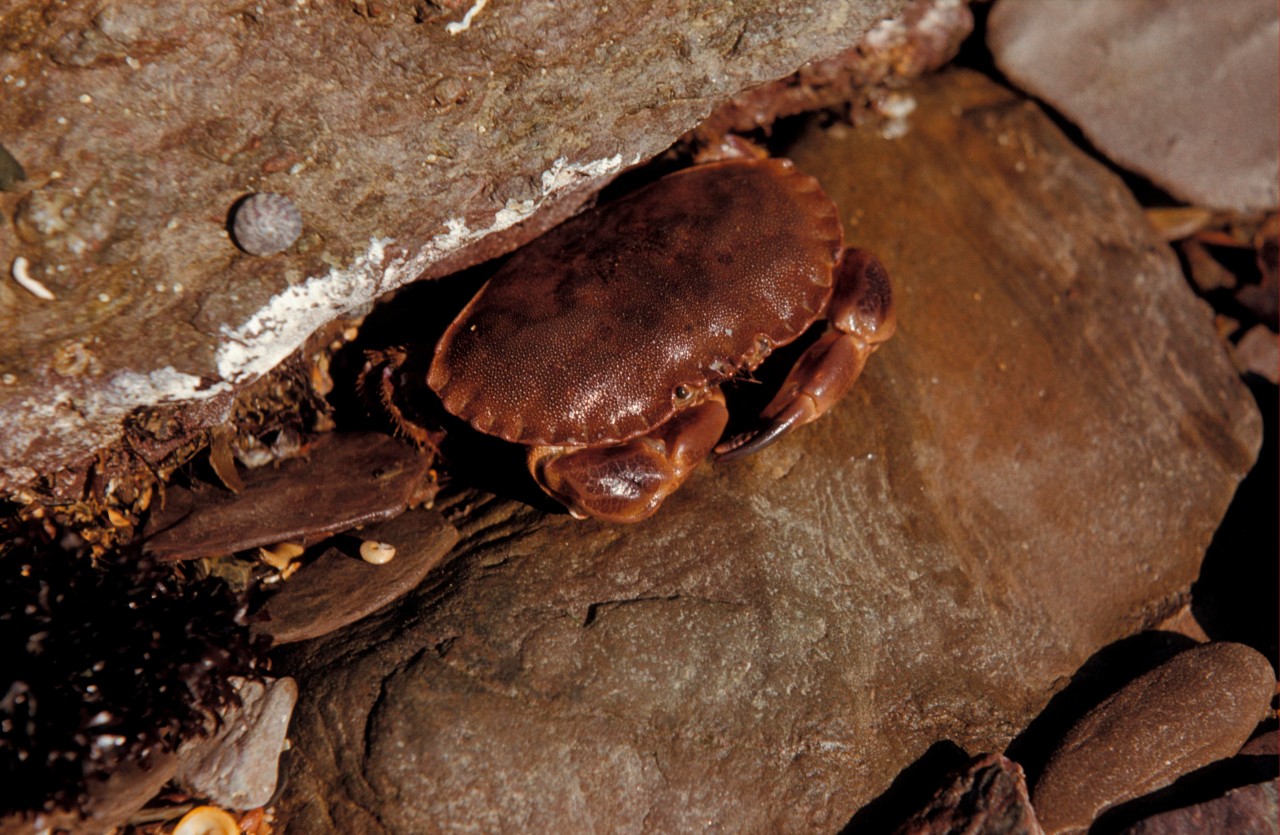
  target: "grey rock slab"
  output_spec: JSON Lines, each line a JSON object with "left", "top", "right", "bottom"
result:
{"left": 989, "top": 0, "right": 1280, "bottom": 212}
{"left": 0, "top": 0, "right": 915, "bottom": 492}
{"left": 272, "top": 71, "right": 1261, "bottom": 833}
{"left": 1031, "top": 642, "right": 1276, "bottom": 834}
{"left": 175, "top": 676, "right": 299, "bottom": 810}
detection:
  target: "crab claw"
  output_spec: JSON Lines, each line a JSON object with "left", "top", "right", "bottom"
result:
{"left": 716, "top": 248, "right": 895, "bottom": 461}
{"left": 530, "top": 391, "right": 728, "bottom": 523}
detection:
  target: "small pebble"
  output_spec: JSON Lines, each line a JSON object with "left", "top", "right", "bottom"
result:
{"left": 1180, "top": 239, "right": 1237, "bottom": 293}
{"left": 360, "top": 540, "right": 396, "bottom": 564}
{"left": 231, "top": 192, "right": 302, "bottom": 256}
{"left": 1234, "top": 324, "right": 1278, "bottom": 384}
{"left": 1032, "top": 641, "right": 1276, "bottom": 834}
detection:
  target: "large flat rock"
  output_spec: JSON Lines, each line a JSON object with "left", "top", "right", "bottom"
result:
{"left": 0, "top": 0, "right": 933, "bottom": 492}
{"left": 273, "top": 70, "right": 1260, "bottom": 832}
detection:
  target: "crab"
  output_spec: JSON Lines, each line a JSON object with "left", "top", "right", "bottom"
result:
{"left": 371, "top": 155, "right": 896, "bottom": 523}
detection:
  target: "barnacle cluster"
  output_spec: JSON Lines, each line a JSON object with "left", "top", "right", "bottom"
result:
{"left": 0, "top": 524, "right": 266, "bottom": 813}
{"left": 3, "top": 315, "right": 348, "bottom": 555}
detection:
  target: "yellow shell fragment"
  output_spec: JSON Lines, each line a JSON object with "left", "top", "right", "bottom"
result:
{"left": 1142, "top": 206, "right": 1215, "bottom": 241}
{"left": 360, "top": 540, "right": 396, "bottom": 565}
{"left": 172, "top": 805, "right": 239, "bottom": 835}
{"left": 259, "top": 541, "right": 306, "bottom": 571}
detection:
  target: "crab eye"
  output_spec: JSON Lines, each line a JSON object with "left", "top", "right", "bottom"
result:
{"left": 674, "top": 385, "right": 692, "bottom": 402}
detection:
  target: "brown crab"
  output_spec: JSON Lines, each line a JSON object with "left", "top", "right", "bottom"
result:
{"left": 373, "top": 156, "right": 895, "bottom": 523}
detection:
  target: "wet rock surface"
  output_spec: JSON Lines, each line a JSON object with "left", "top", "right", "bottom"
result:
{"left": 0, "top": 0, "right": 939, "bottom": 493}
{"left": 272, "top": 70, "right": 1260, "bottom": 832}
{"left": 1030, "top": 642, "right": 1276, "bottom": 834}
{"left": 988, "top": 0, "right": 1280, "bottom": 212}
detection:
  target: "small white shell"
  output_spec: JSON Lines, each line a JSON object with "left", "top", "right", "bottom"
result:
{"left": 360, "top": 540, "right": 396, "bottom": 565}
{"left": 11, "top": 256, "right": 55, "bottom": 300}
{"left": 231, "top": 192, "right": 302, "bottom": 256}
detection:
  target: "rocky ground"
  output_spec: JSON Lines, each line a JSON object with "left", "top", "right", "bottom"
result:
{"left": 1, "top": 1, "right": 1276, "bottom": 834}
{"left": 270, "top": 66, "right": 1274, "bottom": 835}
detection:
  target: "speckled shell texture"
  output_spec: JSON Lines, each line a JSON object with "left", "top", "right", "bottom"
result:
{"left": 428, "top": 159, "right": 843, "bottom": 447}
{"left": 232, "top": 192, "right": 302, "bottom": 256}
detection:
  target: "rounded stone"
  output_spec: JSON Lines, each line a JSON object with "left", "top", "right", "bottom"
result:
{"left": 1032, "top": 641, "right": 1276, "bottom": 834}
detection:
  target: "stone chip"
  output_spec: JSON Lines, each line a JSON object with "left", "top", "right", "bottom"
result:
{"left": 143, "top": 432, "right": 433, "bottom": 561}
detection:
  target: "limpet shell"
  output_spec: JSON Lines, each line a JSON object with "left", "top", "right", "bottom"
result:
{"left": 360, "top": 540, "right": 396, "bottom": 565}
{"left": 231, "top": 192, "right": 302, "bottom": 256}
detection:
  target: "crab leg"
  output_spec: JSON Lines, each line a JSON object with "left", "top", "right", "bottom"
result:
{"left": 362, "top": 346, "right": 446, "bottom": 450}
{"left": 529, "top": 391, "right": 729, "bottom": 523}
{"left": 716, "top": 248, "right": 896, "bottom": 461}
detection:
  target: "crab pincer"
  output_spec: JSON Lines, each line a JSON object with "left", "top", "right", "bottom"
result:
{"left": 715, "top": 248, "right": 896, "bottom": 460}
